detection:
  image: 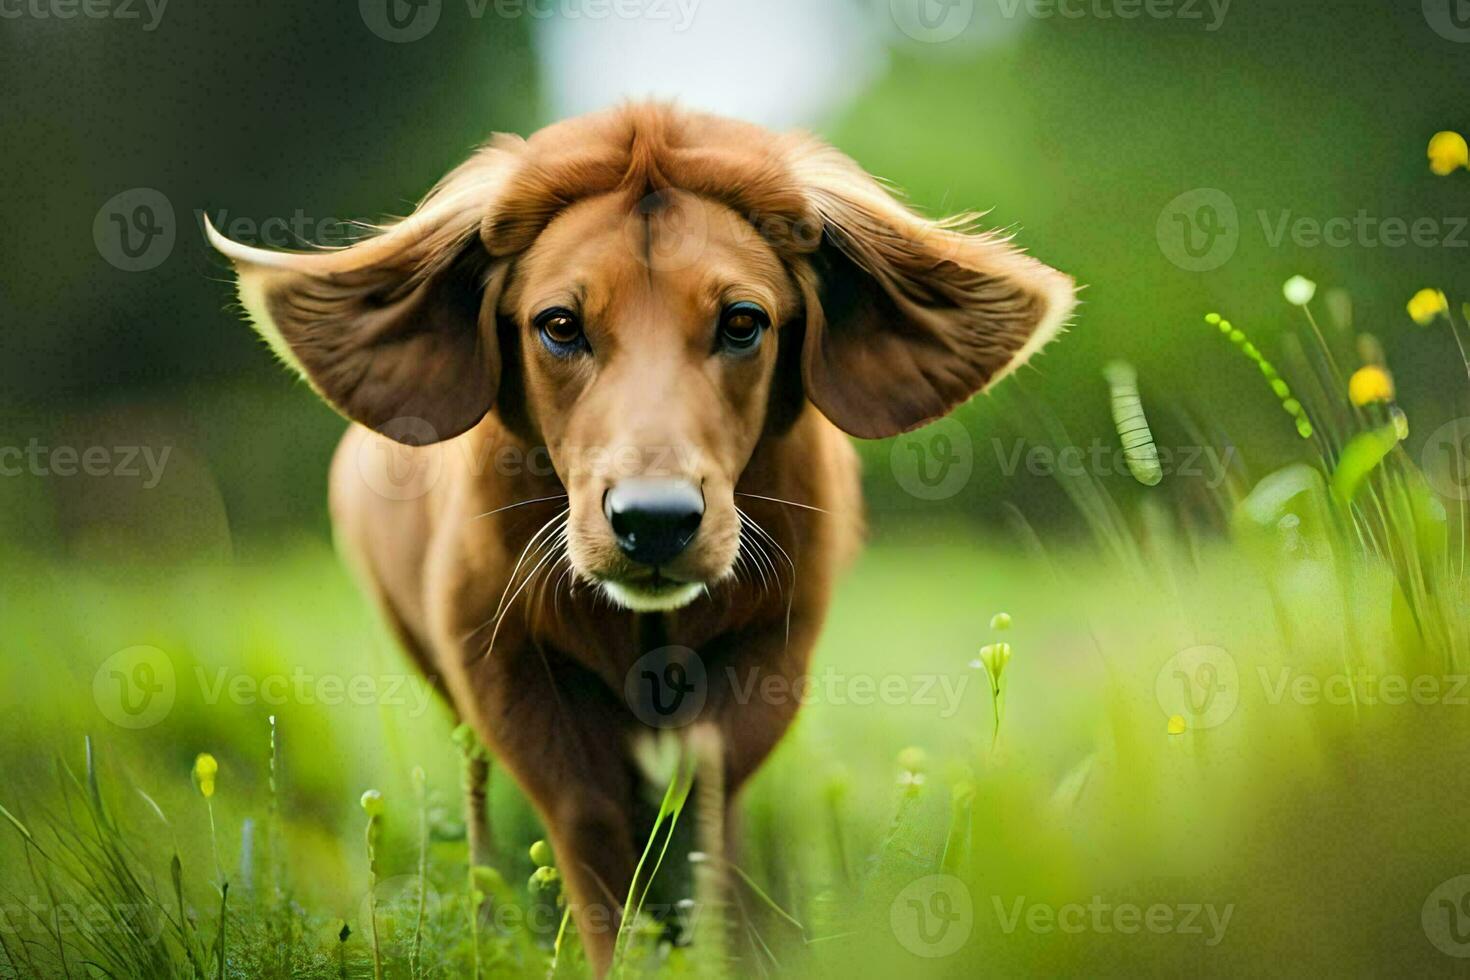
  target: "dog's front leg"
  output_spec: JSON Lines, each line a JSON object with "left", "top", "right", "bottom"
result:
{"left": 462, "top": 649, "right": 640, "bottom": 976}
{"left": 683, "top": 615, "right": 820, "bottom": 964}
{"left": 703, "top": 612, "right": 823, "bottom": 796}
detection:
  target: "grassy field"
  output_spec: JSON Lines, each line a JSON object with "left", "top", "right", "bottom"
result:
{"left": 7, "top": 4, "right": 1470, "bottom": 977}
{"left": 7, "top": 260, "right": 1470, "bottom": 976}
{"left": 5, "top": 451, "right": 1470, "bottom": 977}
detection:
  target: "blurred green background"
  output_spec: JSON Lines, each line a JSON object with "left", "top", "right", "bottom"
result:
{"left": 5, "top": 2, "right": 1470, "bottom": 976}
{"left": 4, "top": 0, "right": 1468, "bottom": 555}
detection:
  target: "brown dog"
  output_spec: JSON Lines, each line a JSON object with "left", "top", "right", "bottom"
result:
{"left": 208, "top": 102, "right": 1073, "bottom": 972}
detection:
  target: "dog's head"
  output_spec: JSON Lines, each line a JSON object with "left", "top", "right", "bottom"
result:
{"left": 209, "top": 104, "right": 1074, "bottom": 612}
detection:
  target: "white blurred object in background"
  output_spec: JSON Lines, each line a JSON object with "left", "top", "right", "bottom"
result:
{"left": 535, "top": 0, "right": 887, "bottom": 129}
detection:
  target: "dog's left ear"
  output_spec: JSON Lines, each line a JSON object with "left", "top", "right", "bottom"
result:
{"left": 205, "top": 148, "right": 517, "bottom": 445}
{"left": 789, "top": 143, "right": 1076, "bottom": 440}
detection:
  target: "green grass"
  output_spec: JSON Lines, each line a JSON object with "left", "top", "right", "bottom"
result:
{"left": 5, "top": 522, "right": 1470, "bottom": 975}
{"left": 7, "top": 287, "right": 1470, "bottom": 976}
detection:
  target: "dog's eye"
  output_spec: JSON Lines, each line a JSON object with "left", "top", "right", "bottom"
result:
{"left": 535, "top": 308, "right": 586, "bottom": 354}
{"left": 717, "top": 303, "right": 768, "bottom": 355}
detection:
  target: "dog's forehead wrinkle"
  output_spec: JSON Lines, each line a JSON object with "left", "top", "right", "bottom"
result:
{"left": 640, "top": 209, "right": 653, "bottom": 284}
{"left": 513, "top": 193, "right": 794, "bottom": 341}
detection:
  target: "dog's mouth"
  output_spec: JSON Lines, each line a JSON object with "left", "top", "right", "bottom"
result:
{"left": 596, "top": 569, "right": 705, "bottom": 612}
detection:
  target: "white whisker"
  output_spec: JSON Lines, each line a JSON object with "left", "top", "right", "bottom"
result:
{"left": 484, "top": 508, "right": 568, "bottom": 626}
{"left": 736, "top": 491, "right": 828, "bottom": 514}
{"left": 738, "top": 507, "right": 795, "bottom": 589}
{"left": 463, "top": 509, "right": 567, "bottom": 648}
{"left": 737, "top": 505, "right": 798, "bottom": 649}
{"left": 470, "top": 493, "right": 568, "bottom": 522}
{"left": 746, "top": 530, "right": 777, "bottom": 595}
{"left": 737, "top": 521, "right": 771, "bottom": 594}
{"left": 481, "top": 525, "right": 567, "bottom": 661}
{"left": 746, "top": 514, "right": 795, "bottom": 579}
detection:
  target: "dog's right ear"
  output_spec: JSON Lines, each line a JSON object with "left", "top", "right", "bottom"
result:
{"left": 785, "top": 141, "right": 1076, "bottom": 440}
{"left": 206, "top": 150, "right": 516, "bottom": 445}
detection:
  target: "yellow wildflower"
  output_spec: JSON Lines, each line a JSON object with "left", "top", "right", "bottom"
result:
{"left": 1428, "top": 131, "right": 1469, "bottom": 176}
{"left": 192, "top": 753, "right": 217, "bottom": 799}
{"left": 1348, "top": 365, "right": 1395, "bottom": 406}
{"left": 1408, "top": 288, "right": 1449, "bottom": 326}
{"left": 1167, "top": 715, "right": 1187, "bottom": 735}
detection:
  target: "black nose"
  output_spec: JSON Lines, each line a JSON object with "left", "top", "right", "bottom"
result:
{"left": 603, "top": 478, "right": 704, "bottom": 567}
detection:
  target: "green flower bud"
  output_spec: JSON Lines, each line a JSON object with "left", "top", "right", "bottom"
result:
{"left": 472, "top": 865, "right": 506, "bottom": 894}
{"left": 359, "top": 789, "right": 384, "bottom": 817}
{"left": 897, "top": 746, "right": 928, "bottom": 774}
{"left": 978, "top": 642, "right": 1013, "bottom": 684}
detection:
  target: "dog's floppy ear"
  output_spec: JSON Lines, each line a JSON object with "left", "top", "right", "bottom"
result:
{"left": 206, "top": 149, "right": 516, "bottom": 445}
{"left": 789, "top": 143, "right": 1076, "bottom": 440}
